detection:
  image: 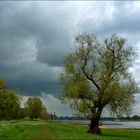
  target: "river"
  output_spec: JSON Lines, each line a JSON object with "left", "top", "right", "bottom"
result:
{"left": 53, "top": 120, "right": 140, "bottom": 129}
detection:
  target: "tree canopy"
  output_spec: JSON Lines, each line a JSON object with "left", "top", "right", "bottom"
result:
{"left": 0, "top": 90, "right": 20, "bottom": 120}
{"left": 26, "top": 97, "right": 44, "bottom": 120}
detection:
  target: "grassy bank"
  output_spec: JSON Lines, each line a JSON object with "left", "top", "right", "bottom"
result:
{"left": 0, "top": 120, "right": 140, "bottom": 140}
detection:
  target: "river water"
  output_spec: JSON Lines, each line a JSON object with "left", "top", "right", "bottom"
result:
{"left": 53, "top": 120, "right": 140, "bottom": 129}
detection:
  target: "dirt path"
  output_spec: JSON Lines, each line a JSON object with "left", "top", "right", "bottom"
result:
{"left": 31, "top": 127, "right": 57, "bottom": 140}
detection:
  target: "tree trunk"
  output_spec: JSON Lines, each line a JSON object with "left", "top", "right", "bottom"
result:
{"left": 87, "top": 116, "right": 101, "bottom": 135}
{"left": 87, "top": 105, "right": 103, "bottom": 135}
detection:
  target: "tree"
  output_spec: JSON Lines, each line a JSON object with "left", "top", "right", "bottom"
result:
{"left": 40, "top": 109, "right": 54, "bottom": 120}
{"left": 16, "top": 108, "right": 27, "bottom": 119}
{"left": 26, "top": 97, "right": 44, "bottom": 120}
{"left": 60, "top": 34, "right": 137, "bottom": 134}
{"left": 0, "top": 79, "right": 20, "bottom": 120}
{"left": 0, "top": 79, "right": 6, "bottom": 93}
{"left": 0, "top": 90, "right": 20, "bottom": 120}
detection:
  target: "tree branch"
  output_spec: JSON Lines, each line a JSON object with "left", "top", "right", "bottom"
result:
{"left": 80, "top": 53, "right": 100, "bottom": 91}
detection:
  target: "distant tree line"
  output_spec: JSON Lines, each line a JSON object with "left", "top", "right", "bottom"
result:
{"left": 0, "top": 79, "right": 54, "bottom": 120}
{"left": 119, "top": 115, "right": 140, "bottom": 121}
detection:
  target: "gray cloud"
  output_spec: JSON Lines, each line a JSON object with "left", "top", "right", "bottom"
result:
{"left": 0, "top": 1, "right": 78, "bottom": 95}
{"left": 78, "top": 1, "right": 140, "bottom": 40}
{"left": 0, "top": 1, "right": 140, "bottom": 101}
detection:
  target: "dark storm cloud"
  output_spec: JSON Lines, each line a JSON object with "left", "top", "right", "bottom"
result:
{"left": 0, "top": 1, "right": 76, "bottom": 65}
{"left": 5, "top": 61, "right": 63, "bottom": 96}
{"left": 0, "top": 1, "right": 140, "bottom": 97}
{"left": 0, "top": 1, "right": 78, "bottom": 95}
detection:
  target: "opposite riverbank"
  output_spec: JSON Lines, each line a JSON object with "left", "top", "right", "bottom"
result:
{"left": 0, "top": 120, "right": 140, "bottom": 140}
{"left": 53, "top": 119, "right": 140, "bottom": 129}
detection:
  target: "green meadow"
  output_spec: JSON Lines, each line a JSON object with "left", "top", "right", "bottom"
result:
{"left": 0, "top": 120, "right": 140, "bottom": 140}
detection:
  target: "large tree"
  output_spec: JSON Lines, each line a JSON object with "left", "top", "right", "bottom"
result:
{"left": 0, "top": 79, "right": 20, "bottom": 120}
{"left": 60, "top": 34, "right": 137, "bottom": 134}
{"left": 26, "top": 97, "right": 44, "bottom": 120}
{"left": 0, "top": 91, "right": 20, "bottom": 120}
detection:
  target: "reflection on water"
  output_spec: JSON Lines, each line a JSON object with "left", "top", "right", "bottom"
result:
{"left": 53, "top": 120, "right": 140, "bottom": 128}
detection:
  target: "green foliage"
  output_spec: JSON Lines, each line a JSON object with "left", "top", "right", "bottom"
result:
{"left": 132, "top": 115, "right": 140, "bottom": 120}
{"left": 0, "top": 91, "right": 20, "bottom": 120}
{"left": 61, "top": 33, "right": 137, "bottom": 118}
{"left": 26, "top": 97, "right": 44, "bottom": 120}
{"left": 16, "top": 108, "right": 27, "bottom": 119}
{"left": 0, "top": 79, "right": 6, "bottom": 93}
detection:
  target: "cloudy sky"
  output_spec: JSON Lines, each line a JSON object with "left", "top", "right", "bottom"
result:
{"left": 0, "top": 1, "right": 140, "bottom": 116}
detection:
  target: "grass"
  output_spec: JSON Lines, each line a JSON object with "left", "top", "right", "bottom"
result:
{"left": 0, "top": 120, "right": 140, "bottom": 140}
